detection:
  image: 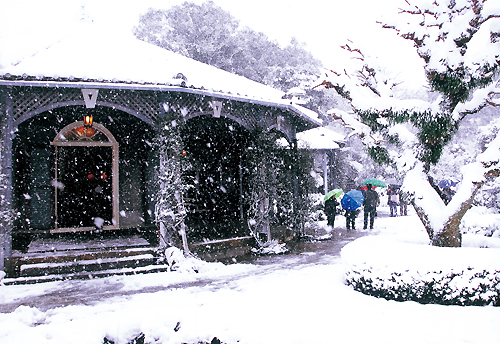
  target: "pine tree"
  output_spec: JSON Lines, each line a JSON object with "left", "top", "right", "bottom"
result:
{"left": 316, "top": 0, "right": 500, "bottom": 247}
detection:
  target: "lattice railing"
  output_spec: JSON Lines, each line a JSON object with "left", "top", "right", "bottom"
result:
{"left": 11, "top": 87, "right": 161, "bottom": 125}
{"left": 98, "top": 89, "right": 160, "bottom": 122}
{"left": 12, "top": 88, "right": 81, "bottom": 123}
{"left": 9, "top": 86, "right": 288, "bottom": 138}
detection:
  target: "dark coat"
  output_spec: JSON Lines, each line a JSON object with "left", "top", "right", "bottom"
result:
{"left": 363, "top": 188, "right": 379, "bottom": 211}
{"left": 325, "top": 197, "right": 339, "bottom": 215}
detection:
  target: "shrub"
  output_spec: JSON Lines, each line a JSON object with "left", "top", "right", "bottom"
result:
{"left": 341, "top": 236, "right": 500, "bottom": 306}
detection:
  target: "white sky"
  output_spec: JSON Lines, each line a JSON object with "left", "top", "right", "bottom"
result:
{"left": 75, "top": 0, "right": 402, "bottom": 46}
{"left": 0, "top": 0, "right": 426, "bottom": 88}
{"left": 204, "top": 0, "right": 406, "bottom": 65}
{"left": 100, "top": 0, "right": 425, "bottom": 86}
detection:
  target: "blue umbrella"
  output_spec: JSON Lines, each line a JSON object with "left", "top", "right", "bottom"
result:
{"left": 341, "top": 190, "right": 364, "bottom": 211}
{"left": 438, "top": 179, "right": 459, "bottom": 188}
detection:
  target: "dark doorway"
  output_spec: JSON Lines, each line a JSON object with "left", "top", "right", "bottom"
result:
{"left": 181, "top": 116, "right": 251, "bottom": 242}
{"left": 56, "top": 146, "right": 113, "bottom": 228}
{"left": 12, "top": 105, "right": 156, "bottom": 252}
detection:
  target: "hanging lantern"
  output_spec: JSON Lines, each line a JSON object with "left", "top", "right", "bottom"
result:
{"left": 83, "top": 114, "right": 93, "bottom": 128}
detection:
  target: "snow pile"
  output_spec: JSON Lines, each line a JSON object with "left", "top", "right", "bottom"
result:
{"left": 170, "top": 256, "right": 224, "bottom": 274}
{"left": 341, "top": 235, "right": 500, "bottom": 306}
{"left": 160, "top": 247, "right": 225, "bottom": 274}
{"left": 251, "top": 240, "right": 289, "bottom": 255}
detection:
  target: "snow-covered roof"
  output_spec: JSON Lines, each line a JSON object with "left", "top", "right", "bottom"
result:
{"left": 296, "top": 126, "right": 345, "bottom": 150}
{"left": 0, "top": 25, "right": 322, "bottom": 127}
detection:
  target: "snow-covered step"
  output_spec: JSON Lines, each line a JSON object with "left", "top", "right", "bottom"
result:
{"left": 3, "top": 263, "right": 172, "bottom": 285}
{"left": 19, "top": 254, "right": 158, "bottom": 277}
{"left": 8, "top": 246, "right": 159, "bottom": 277}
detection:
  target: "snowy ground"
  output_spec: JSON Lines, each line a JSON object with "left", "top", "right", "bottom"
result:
{"left": 1, "top": 206, "right": 499, "bottom": 344}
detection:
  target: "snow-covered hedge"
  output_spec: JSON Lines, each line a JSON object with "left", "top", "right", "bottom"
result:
{"left": 341, "top": 236, "right": 500, "bottom": 306}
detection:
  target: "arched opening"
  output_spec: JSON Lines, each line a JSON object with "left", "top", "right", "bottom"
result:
{"left": 12, "top": 105, "right": 155, "bottom": 251}
{"left": 51, "top": 121, "right": 119, "bottom": 232}
{"left": 181, "top": 116, "right": 252, "bottom": 242}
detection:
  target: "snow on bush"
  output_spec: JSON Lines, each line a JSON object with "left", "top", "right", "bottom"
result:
{"left": 460, "top": 206, "right": 500, "bottom": 238}
{"left": 304, "top": 193, "right": 329, "bottom": 235}
{"left": 341, "top": 236, "right": 500, "bottom": 306}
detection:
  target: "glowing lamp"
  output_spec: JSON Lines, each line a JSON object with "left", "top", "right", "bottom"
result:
{"left": 83, "top": 114, "right": 93, "bottom": 128}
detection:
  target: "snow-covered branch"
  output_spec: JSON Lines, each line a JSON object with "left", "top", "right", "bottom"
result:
{"left": 326, "top": 109, "right": 383, "bottom": 145}
{"left": 315, "top": 0, "right": 499, "bottom": 247}
{"left": 403, "top": 128, "right": 500, "bottom": 245}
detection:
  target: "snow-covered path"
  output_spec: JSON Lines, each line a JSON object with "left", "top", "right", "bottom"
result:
{"left": 0, "top": 230, "right": 365, "bottom": 313}
{"left": 1, "top": 211, "right": 499, "bottom": 344}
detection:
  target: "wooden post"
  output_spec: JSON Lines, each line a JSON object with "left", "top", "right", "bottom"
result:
{"left": 323, "top": 150, "right": 328, "bottom": 195}
{"left": 239, "top": 163, "right": 244, "bottom": 220}
{"left": 291, "top": 135, "right": 303, "bottom": 237}
{"left": 0, "top": 88, "right": 14, "bottom": 271}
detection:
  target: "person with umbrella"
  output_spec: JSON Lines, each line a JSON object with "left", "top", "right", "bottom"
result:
{"left": 438, "top": 179, "right": 457, "bottom": 205}
{"left": 324, "top": 190, "right": 341, "bottom": 228}
{"left": 362, "top": 183, "right": 379, "bottom": 229}
{"left": 341, "top": 189, "right": 364, "bottom": 231}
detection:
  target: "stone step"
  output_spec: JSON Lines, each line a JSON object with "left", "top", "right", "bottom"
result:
{"left": 6, "top": 246, "right": 161, "bottom": 279}
{"left": 19, "top": 253, "right": 158, "bottom": 277}
{"left": 3, "top": 263, "right": 171, "bottom": 285}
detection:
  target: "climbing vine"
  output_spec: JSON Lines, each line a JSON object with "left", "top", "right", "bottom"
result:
{"left": 153, "top": 111, "right": 191, "bottom": 252}
{"left": 245, "top": 129, "right": 314, "bottom": 244}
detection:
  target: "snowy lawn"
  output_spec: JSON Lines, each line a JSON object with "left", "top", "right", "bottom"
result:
{"left": 1, "top": 207, "right": 500, "bottom": 344}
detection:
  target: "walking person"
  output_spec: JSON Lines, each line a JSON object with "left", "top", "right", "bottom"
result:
{"left": 345, "top": 208, "right": 357, "bottom": 231}
{"left": 324, "top": 195, "right": 339, "bottom": 228}
{"left": 441, "top": 187, "right": 455, "bottom": 205}
{"left": 387, "top": 184, "right": 398, "bottom": 217}
{"left": 341, "top": 189, "right": 364, "bottom": 231}
{"left": 399, "top": 189, "right": 408, "bottom": 216}
{"left": 363, "top": 183, "right": 379, "bottom": 229}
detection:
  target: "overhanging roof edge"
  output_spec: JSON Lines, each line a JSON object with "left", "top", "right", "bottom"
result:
{"left": 0, "top": 79, "right": 322, "bottom": 128}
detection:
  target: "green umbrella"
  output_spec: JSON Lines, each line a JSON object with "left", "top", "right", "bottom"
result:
{"left": 362, "top": 178, "right": 387, "bottom": 188}
{"left": 324, "top": 188, "right": 343, "bottom": 201}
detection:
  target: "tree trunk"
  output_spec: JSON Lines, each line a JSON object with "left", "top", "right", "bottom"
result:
{"left": 432, "top": 222, "right": 462, "bottom": 247}
{"left": 411, "top": 180, "right": 484, "bottom": 247}
{"left": 434, "top": 181, "right": 483, "bottom": 247}
{"left": 409, "top": 199, "right": 435, "bottom": 242}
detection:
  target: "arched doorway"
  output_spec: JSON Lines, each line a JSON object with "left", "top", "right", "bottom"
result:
{"left": 11, "top": 105, "right": 156, "bottom": 252}
{"left": 51, "top": 121, "right": 119, "bottom": 232}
